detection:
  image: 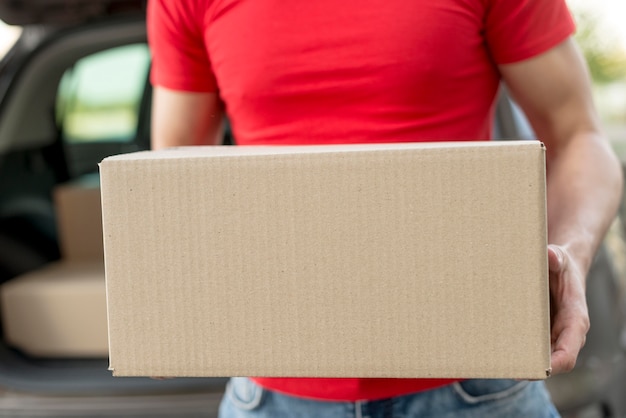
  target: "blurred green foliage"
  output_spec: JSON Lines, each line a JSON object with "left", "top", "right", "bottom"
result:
{"left": 574, "top": 12, "right": 626, "bottom": 84}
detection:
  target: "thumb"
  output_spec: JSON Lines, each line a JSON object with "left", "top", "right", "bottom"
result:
{"left": 547, "top": 245, "right": 564, "bottom": 273}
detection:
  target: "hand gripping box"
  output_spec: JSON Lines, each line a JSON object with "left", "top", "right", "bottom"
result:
{"left": 100, "top": 141, "right": 551, "bottom": 379}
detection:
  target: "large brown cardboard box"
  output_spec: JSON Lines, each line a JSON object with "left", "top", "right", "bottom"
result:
{"left": 100, "top": 141, "right": 551, "bottom": 379}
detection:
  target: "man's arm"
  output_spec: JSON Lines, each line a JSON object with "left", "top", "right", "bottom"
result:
{"left": 499, "top": 37, "right": 623, "bottom": 374}
{"left": 151, "top": 86, "right": 224, "bottom": 150}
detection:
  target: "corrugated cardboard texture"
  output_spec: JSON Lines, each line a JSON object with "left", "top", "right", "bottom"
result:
{"left": 101, "top": 141, "right": 550, "bottom": 379}
{"left": 0, "top": 261, "right": 108, "bottom": 357}
{"left": 54, "top": 175, "right": 103, "bottom": 261}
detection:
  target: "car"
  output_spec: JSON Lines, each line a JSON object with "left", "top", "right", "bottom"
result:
{"left": 0, "top": 1, "right": 625, "bottom": 417}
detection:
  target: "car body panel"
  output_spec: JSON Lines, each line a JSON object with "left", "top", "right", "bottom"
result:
{"left": 0, "top": 0, "right": 144, "bottom": 25}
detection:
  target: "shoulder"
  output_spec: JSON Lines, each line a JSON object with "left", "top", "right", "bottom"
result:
{"left": 483, "top": 0, "right": 575, "bottom": 64}
{"left": 148, "top": 0, "right": 215, "bottom": 33}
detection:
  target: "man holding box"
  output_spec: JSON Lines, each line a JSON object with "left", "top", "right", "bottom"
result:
{"left": 146, "top": 0, "right": 623, "bottom": 416}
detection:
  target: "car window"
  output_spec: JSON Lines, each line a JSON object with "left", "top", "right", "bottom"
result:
{"left": 0, "top": 21, "right": 21, "bottom": 59}
{"left": 56, "top": 43, "right": 150, "bottom": 144}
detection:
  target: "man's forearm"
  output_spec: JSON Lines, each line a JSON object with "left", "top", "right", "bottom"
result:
{"left": 545, "top": 131, "right": 622, "bottom": 278}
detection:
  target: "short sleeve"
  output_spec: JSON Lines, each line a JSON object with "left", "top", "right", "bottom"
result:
{"left": 485, "top": 0, "right": 575, "bottom": 64}
{"left": 147, "top": 0, "right": 218, "bottom": 92}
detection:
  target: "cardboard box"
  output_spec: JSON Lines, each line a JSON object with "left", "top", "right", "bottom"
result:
{"left": 1, "top": 176, "right": 109, "bottom": 358}
{"left": 1, "top": 261, "right": 108, "bottom": 357}
{"left": 100, "top": 141, "right": 551, "bottom": 379}
{"left": 54, "top": 174, "right": 103, "bottom": 261}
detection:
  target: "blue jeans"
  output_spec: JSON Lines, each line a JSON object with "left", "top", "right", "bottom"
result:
{"left": 218, "top": 377, "right": 560, "bottom": 418}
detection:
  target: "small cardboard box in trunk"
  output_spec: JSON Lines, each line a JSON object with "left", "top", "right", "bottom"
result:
{"left": 1, "top": 175, "right": 108, "bottom": 358}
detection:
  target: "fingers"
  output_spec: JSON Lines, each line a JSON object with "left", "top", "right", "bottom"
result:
{"left": 550, "top": 313, "right": 589, "bottom": 375}
{"left": 550, "top": 324, "right": 586, "bottom": 374}
{"left": 546, "top": 244, "right": 589, "bottom": 375}
{"left": 547, "top": 245, "right": 564, "bottom": 273}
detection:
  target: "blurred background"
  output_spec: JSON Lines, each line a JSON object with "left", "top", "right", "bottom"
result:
{"left": 567, "top": 0, "right": 626, "bottom": 159}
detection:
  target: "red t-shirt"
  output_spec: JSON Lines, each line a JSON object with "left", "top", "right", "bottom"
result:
{"left": 148, "top": 0, "right": 574, "bottom": 401}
